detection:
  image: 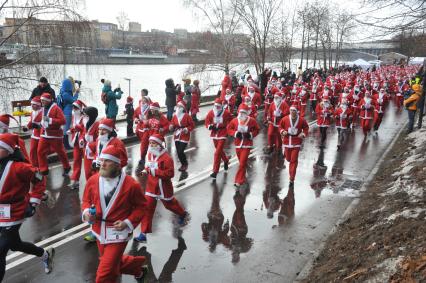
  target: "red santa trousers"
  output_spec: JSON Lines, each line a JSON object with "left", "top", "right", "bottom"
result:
{"left": 284, "top": 147, "right": 300, "bottom": 182}
{"left": 71, "top": 146, "right": 83, "bottom": 182}
{"left": 95, "top": 241, "right": 145, "bottom": 283}
{"left": 360, "top": 118, "right": 372, "bottom": 135}
{"left": 139, "top": 132, "right": 149, "bottom": 161}
{"left": 263, "top": 104, "right": 270, "bottom": 123}
{"left": 141, "top": 195, "right": 185, "bottom": 234}
{"left": 37, "top": 138, "right": 70, "bottom": 173}
{"left": 212, "top": 139, "right": 229, "bottom": 173}
{"left": 29, "top": 138, "right": 39, "bottom": 167}
{"left": 235, "top": 148, "right": 250, "bottom": 184}
{"left": 267, "top": 125, "right": 282, "bottom": 151}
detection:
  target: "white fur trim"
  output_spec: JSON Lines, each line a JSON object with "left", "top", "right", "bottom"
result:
{"left": 99, "top": 153, "right": 121, "bottom": 164}
{"left": 99, "top": 124, "right": 113, "bottom": 132}
{"left": 149, "top": 136, "right": 164, "bottom": 145}
{"left": 0, "top": 140, "right": 14, "bottom": 154}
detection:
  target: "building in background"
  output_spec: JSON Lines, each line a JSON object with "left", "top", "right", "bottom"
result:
{"left": 129, "top": 22, "right": 141, "bottom": 33}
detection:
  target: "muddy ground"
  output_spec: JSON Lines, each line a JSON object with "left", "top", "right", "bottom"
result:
{"left": 304, "top": 128, "right": 426, "bottom": 282}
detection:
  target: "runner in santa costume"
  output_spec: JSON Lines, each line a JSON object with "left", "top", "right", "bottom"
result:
{"left": 205, "top": 99, "right": 232, "bottom": 178}
{"left": 242, "top": 95, "right": 258, "bottom": 119}
{"left": 135, "top": 134, "right": 188, "bottom": 243}
{"left": 0, "top": 114, "right": 28, "bottom": 160}
{"left": 227, "top": 104, "right": 260, "bottom": 188}
{"left": 315, "top": 95, "right": 334, "bottom": 147}
{"left": 263, "top": 80, "right": 278, "bottom": 124}
{"left": 372, "top": 88, "right": 388, "bottom": 134}
{"left": 278, "top": 105, "right": 309, "bottom": 188}
{"left": 245, "top": 85, "right": 262, "bottom": 110}
{"left": 298, "top": 86, "right": 308, "bottom": 118}
{"left": 309, "top": 81, "right": 322, "bottom": 116}
{"left": 350, "top": 84, "right": 363, "bottom": 128}
{"left": 82, "top": 107, "right": 99, "bottom": 180}
{"left": 0, "top": 133, "right": 54, "bottom": 280}
{"left": 81, "top": 145, "right": 148, "bottom": 283}
{"left": 27, "top": 97, "right": 43, "bottom": 166}
{"left": 37, "top": 93, "right": 71, "bottom": 176}
{"left": 146, "top": 102, "right": 170, "bottom": 137}
{"left": 358, "top": 91, "right": 376, "bottom": 136}
{"left": 334, "top": 99, "right": 352, "bottom": 150}
{"left": 223, "top": 88, "right": 236, "bottom": 115}
{"left": 266, "top": 92, "right": 290, "bottom": 154}
{"left": 170, "top": 100, "right": 195, "bottom": 172}
{"left": 68, "top": 100, "right": 86, "bottom": 189}
{"left": 133, "top": 96, "right": 151, "bottom": 171}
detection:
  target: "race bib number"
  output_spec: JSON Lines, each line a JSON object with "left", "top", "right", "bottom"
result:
{"left": 145, "top": 161, "right": 158, "bottom": 170}
{"left": 237, "top": 125, "right": 248, "bottom": 133}
{"left": 214, "top": 117, "right": 223, "bottom": 124}
{"left": 105, "top": 226, "right": 129, "bottom": 243}
{"left": 0, "top": 204, "right": 11, "bottom": 220}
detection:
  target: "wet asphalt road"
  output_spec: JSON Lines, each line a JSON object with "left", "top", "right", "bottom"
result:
{"left": 5, "top": 105, "right": 405, "bottom": 283}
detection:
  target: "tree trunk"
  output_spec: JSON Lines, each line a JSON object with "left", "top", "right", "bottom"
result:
{"left": 306, "top": 30, "right": 310, "bottom": 69}
{"left": 300, "top": 22, "right": 305, "bottom": 68}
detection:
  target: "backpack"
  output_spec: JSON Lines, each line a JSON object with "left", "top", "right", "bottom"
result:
{"left": 101, "top": 92, "right": 108, "bottom": 104}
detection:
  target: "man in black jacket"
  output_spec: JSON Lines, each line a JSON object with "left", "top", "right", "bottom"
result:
{"left": 29, "top": 77, "right": 56, "bottom": 101}
{"left": 165, "top": 78, "right": 177, "bottom": 121}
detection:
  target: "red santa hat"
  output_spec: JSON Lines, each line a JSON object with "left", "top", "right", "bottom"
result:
{"left": 149, "top": 133, "right": 165, "bottom": 147}
{"left": 214, "top": 98, "right": 223, "bottom": 106}
{"left": 99, "top": 145, "right": 127, "bottom": 168}
{"left": 31, "top": 96, "right": 41, "bottom": 106}
{"left": 238, "top": 104, "right": 249, "bottom": 114}
{"left": 289, "top": 104, "right": 299, "bottom": 112}
{"left": 248, "top": 86, "right": 255, "bottom": 91}
{"left": 0, "top": 133, "right": 19, "bottom": 154}
{"left": 98, "top": 118, "right": 115, "bottom": 132}
{"left": 72, "top": 100, "right": 86, "bottom": 110}
{"left": 0, "top": 114, "right": 18, "bottom": 130}
{"left": 274, "top": 92, "right": 282, "bottom": 98}
{"left": 177, "top": 100, "right": 186, "bottom": 109}
{"left": 150, "top": 102, "right": 161, "bottom": 111}
{"left": 40, "top": 93, "right": 52, "bottom": 102}
{"left": 126, "top": 96, "right": 134, "bottom": 103}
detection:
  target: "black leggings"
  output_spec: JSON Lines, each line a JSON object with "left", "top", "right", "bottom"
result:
{"left": 319, "top": 127, "right": 327, "bottom": 145}
{"left": 175, "top": 141, "right": 188, "bottom": 166}
{"left": 0, "top": 224, "right": 44, "bottom": 280}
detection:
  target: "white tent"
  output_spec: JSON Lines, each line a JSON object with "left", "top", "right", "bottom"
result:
{"left": 409, "top": 57, "right": 426, "bottom": 65}
{"left": 350, "top": 59, "right": 372, "bottom": 70}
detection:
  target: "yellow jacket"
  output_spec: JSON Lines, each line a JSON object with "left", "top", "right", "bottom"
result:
{"left": 404, "top": 84, "right": 422, "bottom": 111}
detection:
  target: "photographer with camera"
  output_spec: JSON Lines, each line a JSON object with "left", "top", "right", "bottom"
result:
{"left": 102, "top": 80, "right": 123, "bottom": 121}
{"left": 404, "top": 78, "right": 423, "bottom": 134}
{"left": 56, "top": 78, "right": 79, "bottom": 149}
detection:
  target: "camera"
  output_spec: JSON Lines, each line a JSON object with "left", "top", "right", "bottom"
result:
{"left": 75, "top": 80, "right": 82, "bottom": 87}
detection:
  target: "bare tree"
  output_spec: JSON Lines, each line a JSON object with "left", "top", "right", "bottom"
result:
{"left": 233, "top": 0, "right": 281, "bottom": 74}
{"left": 116, "top": 11, "right": 129, "bottom": 49}
{"left": 333, "top": 9, "right": 355, "bottom": 67}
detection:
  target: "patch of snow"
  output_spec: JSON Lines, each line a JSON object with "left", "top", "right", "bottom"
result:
{"left": 407, "top": 128, "right": 426, "bottom": 148}
{"left": 367, "top": 256, "right": 404, "bottom": 283}
{"left": 386, "top": 207, "right": 426, "bottom": 222}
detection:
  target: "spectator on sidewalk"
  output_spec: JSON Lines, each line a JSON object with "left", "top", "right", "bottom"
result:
{"left": 404, "top": 82, "right": 422, "bottom": 134}
{"left": 165, "top": 78, "right": 177, "bottom": 121}
{"left": 30, "top": 77, "right": 56, "bottom": 101}
{"left": 102, "top": 80, "right": 123, "bottom": 121}
{"left": 124, "top": 96, "right": 135, "bottom": 137}
{"left": 57, "top": 78, "right": 78, "bottom": 149}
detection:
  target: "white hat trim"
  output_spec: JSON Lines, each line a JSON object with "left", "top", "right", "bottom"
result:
{"left": 99, "top": 153, "right": 120, "bottom": 164}
{"left": 0, "top": 140, "right": 14, "bottom": 154}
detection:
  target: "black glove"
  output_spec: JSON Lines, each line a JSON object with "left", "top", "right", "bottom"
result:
{"left": 208, "top": 125, "right": 217, "bottom": 131}
{"left": 32, "top": 123, "right": 41, "bottom": 129}
{"left": 24, "top": 204, "right": 36, "bottom": 218}
{"left": 236, "top": 132, "right": 243, "bottom": 139}
{"left": 243, "top": 132, "right": 252, "bottom": 139}
{"left": 92, "top": 160, "right": 101, "bottom": 170}
{"left": 22, "top": 126, "right": 29, "bottom": 132}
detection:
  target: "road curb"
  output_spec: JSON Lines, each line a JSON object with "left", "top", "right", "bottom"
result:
{"left": 294, "top": 120, "right": 408, "bottom": 282}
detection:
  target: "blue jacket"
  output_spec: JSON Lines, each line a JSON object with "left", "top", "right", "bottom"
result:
{"left": 59, "top": 79, "right": 78, "bottom": 115}
{"left": 103, "top": 85, "right": 123, "bottom": 118}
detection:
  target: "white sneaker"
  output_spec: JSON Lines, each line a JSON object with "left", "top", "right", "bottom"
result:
{"left": 69, "top": 180, "right": 79, "bottom": 190}
{"left": 42, "top": 247, "right": 55, "bottom": 274}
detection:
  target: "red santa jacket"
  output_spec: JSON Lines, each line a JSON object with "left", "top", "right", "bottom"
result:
{"left": 82, "top": 121, "right": 99, "bottom": 147}
{"left": 244, "top": 92, "right": 262, "bottom": 109}
{"left": 0, "top": 161, "right": 44, "bottom": 226}
{"left": 334, "top": 107, "right": 352, "bottom": 129}
{"left": 227, "top": 116, "right": 260, "bottom": 148}
{"left": 171, "top": 113, "right": 195, "bottom": 143}
{"left": 358, "top": 98, "right": 376, "bottom": 119}
{"left": 205, "top": 109, "right": 232, "bottom": 140}
{"left": 220, "top": 75, "right": 232, "bottom": 99}
{"left": 40, "top": 103, "right": 66, "bottom": 138}
{"left": 373, "top": 93, "right": 388, "bottom": 114}
{"left": 191, "top": 86, "right": 201, "bottom": 114}
{"left": 278, "top": 115, "right": 309, "bottom": 148}
{"left": 144, "top": 150, "right": 175, "bottom": 200}
{"left": 91, "top": 137, "right": 127, "bottom": 164}
{"left": 268, "top": 101, "right": 290, "bottom": 127}
{"left": 81, "top": 171, "right": 145, "bottom": 244}
{"left": 223, "top": 93, "right": 236, "bottom": 113}
{"left": 133, "top": 104, "right": 150, "bottom": 139}
{"left": 27, "top": 109, "right": 43, "bottom": 140}
{"left": 316, "top": 103, "right": 334, "bottom": 127}
{"left": 310, "top": 85, "right": 323, "bottom": 101}
{"left": 147, "top": 114, "right": 169, "bottom": 137}
{"left": 68, "top": 114, "right": 85, "bottom": 148}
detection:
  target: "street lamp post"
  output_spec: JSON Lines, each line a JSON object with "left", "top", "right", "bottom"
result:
{"left": 124, "top": 78, "right": 131, "bottom": 97}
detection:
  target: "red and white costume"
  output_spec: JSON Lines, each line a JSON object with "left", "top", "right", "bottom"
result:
{"left": 278, "top": 110, "right": 309, "bottom": 182}
{"left": 141, "top": 135, "right": 186, "bottom": 234}
{"left": 373, "top": 89, "right": 388, "bottom": 131}
{"left": 133, "top": 98, "right": 151, "bottom": 162}
{"left": 81, "top": 145, "right": 146, "bottom": 283}
{"left": 205, "top": 99, "right": 232, "bottom": 174}
{"left": 27, "top": 97, "right": 43, "bottom": 167}
{"left": 267, "top": 93, "right": 290, "bottom": 151}
{"left": 171, "top": 103, "right": 195, "bottom": 144}
{"left": 37, "top": 93, "right": 70, "bottom": 174}
{"left": 147, "top": 102, "right": 170, "bottom": 137}
{"left": 223, "top": 89, "right": 236, "bottom": 114}
{"left": 227, "top": 105, "right": 260, "bottom": 185}
{"left": 358, "top": 93, "right": 376, "bottom": 135}
{"left": 69, "top": 100, "right": 86, "bottom": 183}
{"left": 83, "top": 119, "right": 99, "bottom": 180}
{"left": 316, "top": 100, "right": 334, "bottom": 128}
{"left": 334, "top": 105, "right": 353, "bottom": 129}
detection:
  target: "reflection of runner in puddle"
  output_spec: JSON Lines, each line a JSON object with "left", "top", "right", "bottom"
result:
{"left": 230, "top": 190, "right": 253, "bottom": 264}
{"left": 135, "top": 237, "right": 187, "bottom": 283}
{"left": 310, "top": 148, "right": 328, "bottom": 198}
{"left": 262, "top": 153, "right": 284, "bottom": 219}
{"left": 278, "top": 186, "right": 295, "bottom": 226}
{"left": 201, "top": 182, "right": 230, "bottom": 252}
{"left": 329, "top": 149, "right": 346, "bottom": 193}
